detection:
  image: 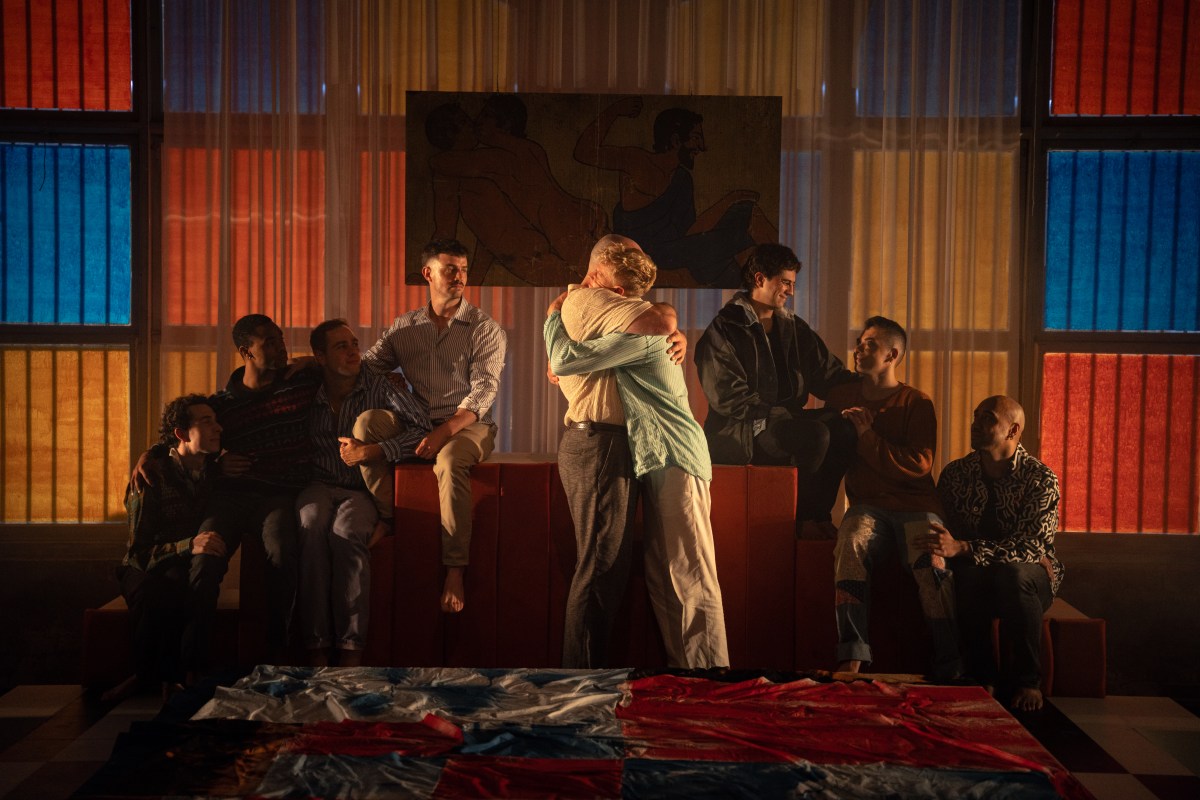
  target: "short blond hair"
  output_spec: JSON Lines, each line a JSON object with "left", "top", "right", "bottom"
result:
{"left": 595, "top": 242, "right": 657, "bottom": 298}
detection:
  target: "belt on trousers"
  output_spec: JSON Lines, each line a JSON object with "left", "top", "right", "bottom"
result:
{"left": 566, "top": 421, "right": 627, "bottom": 435}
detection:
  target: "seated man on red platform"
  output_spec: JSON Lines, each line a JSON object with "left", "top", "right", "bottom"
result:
{"left": 694, "top": 244, "right": 859, "bottom": 537}
{"left": 118, "top": 395, "right": 226, "bottom": 700}
{"left": 918, "top": 395, "right": 1063, "bottom": 711}
{"left": 298, "top": 319, "right": 428, "bottom": 667}
{"left": 134, "top": 314, "right": 323, "bottom": 663}
{"left": 361, "top": 240, "right": 508, "bottom": 614}
{"left": 826, "top": 316, "right": 961, "bottom": 680}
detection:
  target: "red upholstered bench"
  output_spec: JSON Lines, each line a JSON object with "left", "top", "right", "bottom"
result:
{"left": 381, "top": 462, "right": 801, "bottom": 670}
{"left": 82, "top": 460, "right": 1105, "bottom": 698}
{"left": 81, "top": 585, "right": 240, "bottom": 689}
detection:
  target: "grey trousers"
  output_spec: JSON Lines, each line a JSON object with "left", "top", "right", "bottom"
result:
{"left": 559, "top": 426, "right": 639, "bottom": 669}
{"left": 296, "top": 482, "right": 378, "bottom": 650}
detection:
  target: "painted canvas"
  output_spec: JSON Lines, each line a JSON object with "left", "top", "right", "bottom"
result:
{"left": 406, "top": 91, "right": 782, "bottom": 288}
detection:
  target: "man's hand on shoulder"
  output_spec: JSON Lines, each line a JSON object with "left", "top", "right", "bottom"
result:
{"left": 131, "top": 449, "right": 161, "bottom": 491}
{"left": 547, "top": 291, "right": 569, "bottom": 318}
{"left": 666, "top": 329, "right": 688, "bottom": 365}
{"left": 283, "top": 355, "right": 318, "bottom": 379}
{"left": 218, "top": 451, "right": 253, "bottom": 477}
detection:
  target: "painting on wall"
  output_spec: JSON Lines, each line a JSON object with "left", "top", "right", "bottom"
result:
{"left": 406, "top": 91, "right": 782, "bottom": 288}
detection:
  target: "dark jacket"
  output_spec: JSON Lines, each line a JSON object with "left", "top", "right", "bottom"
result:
{"left": 694, "top": 292, "right": 856, "bottom": 464}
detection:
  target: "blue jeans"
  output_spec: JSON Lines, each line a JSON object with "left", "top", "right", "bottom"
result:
{"left": 833, "top": 504, "right": 962, "bottom": 679}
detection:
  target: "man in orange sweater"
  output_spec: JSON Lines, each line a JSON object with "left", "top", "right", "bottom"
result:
{"left": 826, "top": 316, "right": 961, "bottom": 680}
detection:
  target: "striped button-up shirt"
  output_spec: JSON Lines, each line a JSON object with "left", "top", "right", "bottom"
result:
{"left": 362, "top": 299, "right": 506, "bottom": 425}
{"left": 308, "top": 371, "right": 430, "bottom": 489}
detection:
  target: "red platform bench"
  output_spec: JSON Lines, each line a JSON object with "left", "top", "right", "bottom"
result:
{"left": 81, "top": 461, "right": 1105, "bottom": 698}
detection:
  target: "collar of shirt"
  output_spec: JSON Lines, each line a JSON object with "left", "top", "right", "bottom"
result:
{"left": 167, "top": 447, "right": 206, "bottom": 485}
{"left": 419, "top": 297, "right": 477, "bottom": 328}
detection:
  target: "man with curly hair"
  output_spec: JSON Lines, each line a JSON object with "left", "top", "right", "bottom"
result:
{"left": 118, "top": 395, "right": 225, "bottom": 698}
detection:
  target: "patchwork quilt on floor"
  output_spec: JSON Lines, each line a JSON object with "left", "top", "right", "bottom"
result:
{"left": 80, "top": 666, "right": 1090, "bottom": 798}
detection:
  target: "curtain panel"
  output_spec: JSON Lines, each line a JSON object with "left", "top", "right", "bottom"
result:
{"left": 160, "top": 0, "right": 1020, "bottom": 478}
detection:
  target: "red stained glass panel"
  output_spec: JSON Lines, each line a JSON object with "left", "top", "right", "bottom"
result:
{"left": 1041, "top": 353, "right": 1200, "bottom": 533}
{"left": 1053, "top": 0, "right": 1200, "bottom": 115}
{"left": 1, "top": 0, "right": 132, "bottom": 111}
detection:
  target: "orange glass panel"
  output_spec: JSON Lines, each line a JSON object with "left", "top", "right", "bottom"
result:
{"left": 1, "top": 347, "right": 129, "bottom": 523}
{"left": 1, "top": 0, "right": 132, "bottom": 111}
{"left": 162, "top": 147, "right": 327, "bottom": 328}
{"left": 1041, "top": 353, "right": 1200, "bottom": 533}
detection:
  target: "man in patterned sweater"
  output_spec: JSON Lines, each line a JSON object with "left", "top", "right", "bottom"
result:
{"left": 919, "top": 395, "right": 1063, "bottom": 711}
{"left": 119, "top": 395, "right": 226, "bottom": 698}
{"left": 135, "top": 314, "right": 321, "bottom": 662}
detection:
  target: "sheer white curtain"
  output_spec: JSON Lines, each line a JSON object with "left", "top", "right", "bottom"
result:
{"left": 160, "top": 0, "right": 1020, "bottom": 468}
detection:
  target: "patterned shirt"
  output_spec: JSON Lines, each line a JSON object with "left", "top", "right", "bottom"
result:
{"left": 937, "top": 444, "right": 1064, "bottom": 595}
{"left": 362, "top": 299, "right": 506, "bottom": 425}
{"left": 210, "top": 367, "right": 321, "bottom": 492}
{"left": 122, "top": 450, "right": 218, "bottom": 572}
{"left": 545, "top": 311, "right": 711, "bottom": 481}
{"left": 308, "top": 371, "right": 431, "bottom": 489}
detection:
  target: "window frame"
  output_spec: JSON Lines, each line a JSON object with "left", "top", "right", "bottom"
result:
{"left": 0, "top": 0, "right": 159, "bottom": 535}
{"left": 1020, "top": 0, "right": 1200, "bottom": 529}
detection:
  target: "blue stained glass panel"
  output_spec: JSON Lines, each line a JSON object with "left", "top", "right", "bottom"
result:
{"left": 856, "top": 0, "right": 1020, "bottom": 117}
{"left": 1045, "top": 151, "right": 1200, "bottom": 332}
{"left": 163, "top": 0, "right": 325, "bottom": 114}
{"left": 1, "top": 143, "right": 131, "bottom": 325}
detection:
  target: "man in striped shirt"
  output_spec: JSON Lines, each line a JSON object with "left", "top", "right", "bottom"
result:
{"left": 545, "top": 236, "right": 729, "bottom": 669}
{"left": 298, "top": 319, "right": 429, "bottom": 666}
{"left": 362, "top": 240, "right": 507, "bottom": 613}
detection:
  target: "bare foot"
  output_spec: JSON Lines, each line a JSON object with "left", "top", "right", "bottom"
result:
{"left": 368, "top": 519, "right": 392, "bottom": 549}
{"left": 1011, "top": 686, "right": 1044, "bottom": 711}
{"left": 338, "top": 649, "right": 363, "bottom": 667}
{"left": 441, "top": 567, "right": 466, "bottom": 613}
{"left": 834, "top": 660, "right": 863, "bottom": 674}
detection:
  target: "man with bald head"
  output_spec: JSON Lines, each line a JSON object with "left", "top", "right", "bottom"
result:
{"left": 920, "top": 395, "right": 1064, "bottom": 711}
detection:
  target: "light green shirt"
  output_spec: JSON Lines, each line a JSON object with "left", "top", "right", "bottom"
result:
{"left": 545, "top": 312, "right": 712, "bottom": 481}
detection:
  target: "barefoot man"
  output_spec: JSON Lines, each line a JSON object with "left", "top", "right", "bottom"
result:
{"left": 921, "top": 395, "right": 1064, "bottom": 711}
{"left": 362, "top": 240, "right": 507, "bottom": 613}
